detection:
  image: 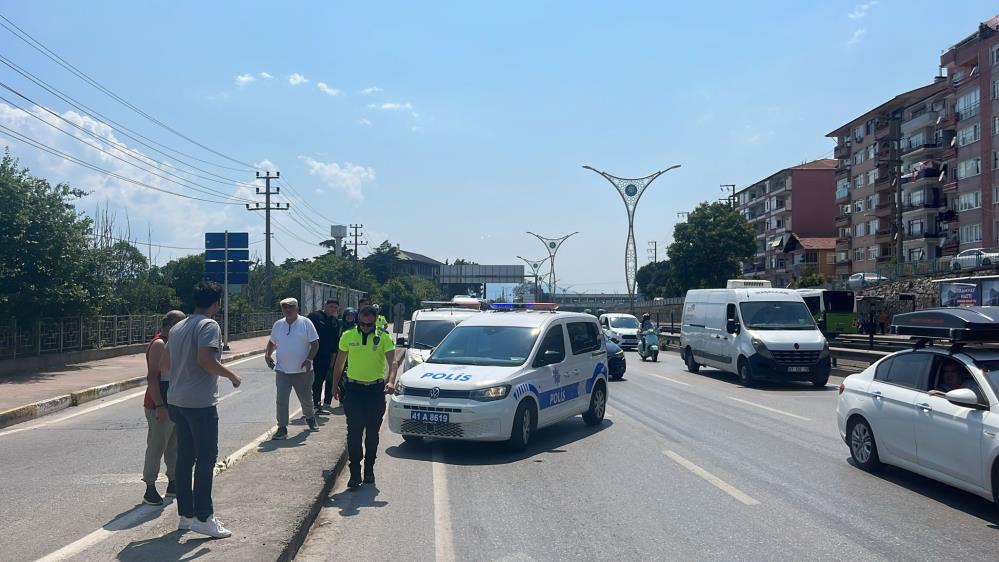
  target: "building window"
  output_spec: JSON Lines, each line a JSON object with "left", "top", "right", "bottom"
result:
{"left": 957, "top": 89, "right": 980, "bottom": 120}
{"left": 866, "top": 194, "right": 875, "bottom": 209}
{"left": 867, "top": 169, "right": 877, "bottom": 185}
{"left": 957, "top": 123, "right": 981, "bottom": 146}
{"left": 853, "top": 199, "right": 864, "bottom": 213}
{"left": 960, "top": 223, "right": 982, "bottom": 244}
{"left": 994, "top": 150, "right": 998, "bottom": 170}
{"left": 854, "top": 248, "right": 865, "bottom": 261}
{"left": 855, "top": 223, "right": 865, "bottom": 237}
{"left": 993, "top": 78, "right": 999, "bottom": 100}
{"left": 994, "top": 115, "right": 999, "bottom": 136}
{"left": 957, "top": 190, "right": 982, "bottom": 211}
{"left": 908, "top": 219, "right": 924, "bottom": 235}
{"left": 853, "top": 151, "right": 865, "bottom": 166}
{"left": 854, "top": 125, "right": 864, "bottom": 142}
{"left": 908, "top": 248, "right": 925, "bottom": 262}
{"left": 868, "top": 219, "right": 880, "bottom": 236}
{"left": 992, "top": 43, "right": 999, "bottom": 66}
{"left": 867, "top": 144, "right": 876, "bottom": 159}
{"left": 867, "top": 246, "right": 879, "bottom": 260}
{"left": 854, "top": 175, "right": 864, "bottom": 189}
{"left": 957, "top": 157, "right": 982, "bottom": 179}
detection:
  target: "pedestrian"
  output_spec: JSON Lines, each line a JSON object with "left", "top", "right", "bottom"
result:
{"left": 160, "top": 281, "right": 241, "bottom": 538}
{"left": 332, "top": 305, "right": 399, "bottom": 488}
{"left": 878, "top": 308, "right": 889, "bottom": 335}
{"left": 373, "top": 304, "right": 389, "bottom": 333}
{"left": 307, "top": 298, "right": 341, "bottom": 413}
{"left": 266, "top": 297, "right": 321, "bottom": 439}
{"left": 342, "top": 307, "right": 357, "bottom": 331}
{"left": 141, "top": 309, "right": 185, "bottom": 506}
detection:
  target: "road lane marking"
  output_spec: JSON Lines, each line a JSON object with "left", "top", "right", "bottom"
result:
{"left": 432, "top": 445, "right": 455, "bottom": 562}
{"left": 655, "top": 375, "right": 691, "bottom": 386}
{"left": 728, "top": 397, "right": 811, "bottom": 421}
{"left": 663, "top": 450, "right": 760, "bottom": 506}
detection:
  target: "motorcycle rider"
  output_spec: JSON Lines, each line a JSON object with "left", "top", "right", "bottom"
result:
{"left": 639, "top": 313, "right": 656, "bottom": 357}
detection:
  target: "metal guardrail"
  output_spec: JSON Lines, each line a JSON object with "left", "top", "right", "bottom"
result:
{"left": 0, "top": 312, "right": 282, "bottom": 360}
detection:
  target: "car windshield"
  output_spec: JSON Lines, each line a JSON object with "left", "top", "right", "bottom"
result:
{"left": 969, "top": 360, "right": 999, "bottom": 397}
{"left": 411, "top": 319, "right": 460, "bottom": 349}
{"left": 739, "top": 301, "right": 817, "bottom": 330}
{"left": 609, "top": 316, "right": 639, "bottom": 329}
{"left": 426, "top": 325, "right": 539, "bottom": 366}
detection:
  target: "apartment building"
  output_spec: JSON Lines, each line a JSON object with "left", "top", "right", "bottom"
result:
{"left": 827, "top": 81, "right": 948, "bottom": 278}
{"left": 938, "top": 16, "right": 999, "bottom": 253}
{"left": 736, "top": 159, "right": 837, "bottom": 287}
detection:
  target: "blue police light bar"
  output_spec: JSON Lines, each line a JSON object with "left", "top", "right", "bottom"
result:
{"left": 489, "top": 303, "right": 559, "bottom": 311}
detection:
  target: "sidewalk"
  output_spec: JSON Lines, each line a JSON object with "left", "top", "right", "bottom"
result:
{"left": 0, "top": 335, "right": 270, "bottom": 429}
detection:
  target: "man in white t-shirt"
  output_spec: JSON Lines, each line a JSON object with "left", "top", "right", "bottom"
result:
{"left": 266, "top": 297, "right": 321, "bottom": 439}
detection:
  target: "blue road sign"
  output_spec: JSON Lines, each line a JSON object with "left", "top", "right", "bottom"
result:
{"left": 205, "top": 232, "right": 249, "bottom": 249}
{"left": 206, "top": 272, "right": 249, "bottom": 285}
{"left": 205, "top": 249, "right": 250, "bottom": 261}
{"left": 205, "top": 261, "right": 249, "bottom": 274}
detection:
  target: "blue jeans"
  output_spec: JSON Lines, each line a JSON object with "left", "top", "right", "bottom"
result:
{"left": 168, "top": 405, "right": 218, "bottom": 521}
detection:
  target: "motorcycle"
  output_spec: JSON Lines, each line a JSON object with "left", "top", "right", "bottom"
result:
{"left": 637, "top": 329, "right": 659, "bottom": 362}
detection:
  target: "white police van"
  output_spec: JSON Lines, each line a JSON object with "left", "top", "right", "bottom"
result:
{"left": 397, "top": 300, "right": 481, "bottom": 373}
{"left": 389, "top": 303, "right": 609, "bottom": 450}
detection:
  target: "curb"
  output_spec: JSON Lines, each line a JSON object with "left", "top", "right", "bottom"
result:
{"left": 0, "top": 349, "right": 264, "bottom": 430}
{"left": 280, "top": 446, "right": 349, "bottom": 562}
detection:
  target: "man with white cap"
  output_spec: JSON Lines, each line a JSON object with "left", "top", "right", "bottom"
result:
{"left": 266, "top": 297, "right": 321, "bottom": 439}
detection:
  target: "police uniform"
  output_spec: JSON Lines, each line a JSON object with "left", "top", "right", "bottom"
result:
{"left": 376, "top": 314, "right": 388, "bottom": 333}
{"left": 338, "top": 326, "right": 395, "bottom": 483}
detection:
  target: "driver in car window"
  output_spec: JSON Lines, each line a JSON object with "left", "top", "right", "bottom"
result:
{"left": 928, "top": 360, "right": 978, "bottom": 397}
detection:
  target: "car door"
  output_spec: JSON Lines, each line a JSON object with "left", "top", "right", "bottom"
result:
{"left": 566, "top": 320, "right": 604, "bottom": 415}
{"left": 913, "top": 356, "right": 987, "bottom": 488}
{"left": 530, "top": 322, "right": 570, "bottom": 427}
{"left": 866, "top": 352, "right": 931, "bottom": 464}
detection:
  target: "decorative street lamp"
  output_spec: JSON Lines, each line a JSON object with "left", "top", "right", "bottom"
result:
{"left": 526, "top": 231, "right": 578, "bottom": 298}
{"left": 583, "top": 164, "right": 681, "bottom": 312}
{"left": 516, "top": 255, "right": 550, "bottom": 302}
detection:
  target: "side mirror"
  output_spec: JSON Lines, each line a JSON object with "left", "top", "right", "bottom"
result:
{"left": 396, "top": 336, "right": 408, "bottom": 347}
{"left": 726, "top": 319, "right": 741, "bottom": 334}
{"left": 945, "top": 388, "right": 981, "bottom": 408}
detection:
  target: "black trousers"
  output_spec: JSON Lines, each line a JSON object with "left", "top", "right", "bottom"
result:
{"left": 311, "top": 352, "right": 335, "bottom": 406}
{"left": 168, "top": 405, "right": 218, "bottom": 521}
{"left": 343, "top": 380, "right": 386, "bottom": 472}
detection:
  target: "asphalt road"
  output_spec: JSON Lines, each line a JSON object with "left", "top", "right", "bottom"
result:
{"left": 298, "top": 351, "right": 999, "bottom": 562}
{"left": 0, "top": 355, "right": 315, "bottom": 562}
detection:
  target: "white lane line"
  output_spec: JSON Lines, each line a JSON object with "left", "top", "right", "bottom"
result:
{"left": 655, "top": 375, "right": 691, "bottom": 386}
{"left": 216, "top": 407, "right": 302, "bottom": 474}
{"left": 663, "top": 450, "right": 760, "bottom": 506}
{"left": 728, "top": 397, "right": 811, "bottom": 421}
{"left": 0, "top": 355, "right": 264, "bottom": 439}
{"left": 216, "top": 389, "right": 242, "bottom": 403}
{"left": 34, "top": 505, "right": 159, "bottom": 562}
{"left": 432, "top": 445, "right": 455, "bottom": 562}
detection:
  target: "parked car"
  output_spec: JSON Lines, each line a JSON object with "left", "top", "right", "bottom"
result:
{"left": 837, "top": 307, "right": 999, "bottom": 508}
{"left": 846, "top": 272, "right": 888, "bottom": 289}
{"left": 950, "top": 248, "right": 999, "bottom": 270}
{"left": 606, "top": 339, "right": 626, "bottom": 380}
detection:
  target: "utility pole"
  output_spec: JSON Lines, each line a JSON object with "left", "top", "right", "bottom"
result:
{"left": 246, "top": 171, "right": 289, "bottom": 307}
{"left": 876, "top": 113, "right": 903, "bottom": 273}
{"left": 647, "top": 240, "right": 657, "bottom": 262}
{"left": 720, "top": 184, "right": 737, "bottom": 208}
{"left": 349, "top": 224, "right": 367, "bottom": 260}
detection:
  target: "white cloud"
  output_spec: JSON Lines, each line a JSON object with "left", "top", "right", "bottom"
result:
{"left": 258, "top": 72, "right": 273, "bottom": 79}
{"left": 357, "top": 118, "right": 372, "bottom": 126}
{"left": 848, "top": 28, "right": 867, "bottom": 47}
{"left": 411, "top": 126, "right": 424, "bottom": 133}
{"left": 360, "top": 86, "right": 383, "bottom": 95}
{"left": 848, "top": 1, "right": 878, "bottom": 20}
{"left": 317, "top": 82, "right": 342, "bottom": 96}
{"left": 289, "top": 73, "right": 308, "bottom": 86}
{"left": 255, "top": 159, "right": 279, "bottom": 173}
{"left": 378, "top": 102, "right": 412, "bottom": 111}
{"left": 299, "top": 156, "right": 375, "bottom": 202}
{"left": 235, "top": 73, "right": 256, "bottom": 86}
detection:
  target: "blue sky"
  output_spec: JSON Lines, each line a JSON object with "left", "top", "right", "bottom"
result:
{"left": 2, "top": 1, "right": 997, "bottom": 295}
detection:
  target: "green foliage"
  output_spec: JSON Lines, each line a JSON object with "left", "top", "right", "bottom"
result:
{"left": 792, "top": 270, "right": 826, "bottom": 289}
{"left": 363, "top": 240, "right": 401, "bottom": 283}
{"left": 636, "top": 260, "right": 681, "bottom": 299}
{"left": 374, "top": 275, "right": 441, "bottom": 320}
{"left": 0, "top": 151, "right": 101, "bottom": 319}
{"left": 159, "top": 253, "right": 206, "bottom": 311}
{"left": 667, "top": 202, "right": 755, "bottom": 292}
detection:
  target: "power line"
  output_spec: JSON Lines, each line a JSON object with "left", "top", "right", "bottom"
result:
{"left": 278, "top": 178, "right": 340, "bottom": 230}
{"left": 0, "top": 13, "right": 255, "bottom": 171}
{"left": 0, "top": 123, "right": 244, "bottom": 205}
{"left": 0, "top": 90, "right": 256, "bottom": 204}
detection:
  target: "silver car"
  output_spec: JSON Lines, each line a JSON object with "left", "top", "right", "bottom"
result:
{"left": 950, "top": 248, "right": 999, "bottom": 270}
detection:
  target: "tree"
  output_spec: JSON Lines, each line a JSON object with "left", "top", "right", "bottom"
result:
{"left": 636, "top": 260, "right": 681, "bottom": 299}
{"left": 363, "top": 240, "right": 401, "bottom": 283}
{"left": 0, "top": 151, "right": 101, "bottom": 319}
{"left": 792, "top": 269, "right": 826, "bottom": 289}
{"left": 160, "top": 253, "right": 206, "bottom": 311}
{"left": 375, "top": 275, "right": 440, "bottom": 322}
{"left": 667, "top": 202, "right": 755, "bottom": 293}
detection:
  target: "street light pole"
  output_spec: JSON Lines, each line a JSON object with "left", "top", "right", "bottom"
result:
{"left": 527, "top": 232, "right": 578, "bottom": 299}
{"left": 517, "top": 255, "right": 550, "bottom": 302}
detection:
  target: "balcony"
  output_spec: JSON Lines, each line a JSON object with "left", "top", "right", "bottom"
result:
{"left": 900, "top": 142, "right": 941, "bottom": 158}
{"left": 836, "top": 233, "right": 852, "bottom": 244}
{"left": 901, "top": 167, "right": 942, "bottom": 186}
{"left": 874, "top": 201, "right": 893, "bottom": 217}
{"left": 836, "top": 188, "right": 850, "bottom": 202}
{"left": 835, "top": 213, "right": 851, "bottom": 226}
{"left": 942, "top": 236, "right": 960, "bottom": 254}
{"left": 904, "top": 231, "right": 943, "bottom": 241}
{"left": 902, "top": 199, "right": 944, "bottom": 214}
{"left": 834, "top": 144, "right": 851, "bottom": 159}
{"left": 956, "top": 103, "right": 980, "bottom": 122}
{"left": 875, "top": 120, "right": 900, "bottom": 139}
{"left": 877, "top": 255, "right": 893, "bottom": 263}
{"left": 902, "top": 110, "right": 939, "bottom": 132}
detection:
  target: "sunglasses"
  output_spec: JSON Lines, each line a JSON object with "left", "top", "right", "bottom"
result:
{"left": 358, "top": 321, "right": 375, "bottom": 328}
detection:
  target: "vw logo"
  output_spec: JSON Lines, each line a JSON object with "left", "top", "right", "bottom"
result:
{"left": 429, "top": 387, "right": 441, "bottom": 399}
{"left": 794, "top": 343, "right": 800, "bottom": 350}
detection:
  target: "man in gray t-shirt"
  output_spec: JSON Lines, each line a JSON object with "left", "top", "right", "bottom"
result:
{"left": 160, "top": 282, "right": 241, "bottom": 539}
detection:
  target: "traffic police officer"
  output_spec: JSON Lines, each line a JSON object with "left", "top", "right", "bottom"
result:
{"left": 332, "top": 305, "right": 398, "bottom": 488}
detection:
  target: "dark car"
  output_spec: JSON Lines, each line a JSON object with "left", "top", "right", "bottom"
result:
{"left": 606, "top": 339, "right": 626, "bottom": 380}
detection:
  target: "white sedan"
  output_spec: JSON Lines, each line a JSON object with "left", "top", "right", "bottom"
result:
{"left": 836, "top": 347, "right": 999, "bottom": 506}
{"left": 950, "top": 248, "right": 999, "bottom": 270}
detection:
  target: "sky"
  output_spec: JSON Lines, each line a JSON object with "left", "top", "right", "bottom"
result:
{"left": 2, "top": 1, "right": 997, "bottom": 296}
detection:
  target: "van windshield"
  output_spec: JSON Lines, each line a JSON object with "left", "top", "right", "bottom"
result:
{"left": 609, "top": 316, "right": 639, "bottom": 329}
{"left": 427, "top": 325, "right": 539, "bottom": 366}
{"left": 411, "top": 319, "right": 460, "bottom": 349}
{"left": 739, "top": 302, "right": 817, "bottom": 330}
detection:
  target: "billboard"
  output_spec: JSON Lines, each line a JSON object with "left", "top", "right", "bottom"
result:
{"left": 940, "top": 282, "right": 979, "bottom": 307}
{"left": 300, "top": 279, "right": 366, "bottom": 315}
{"left": 438, "top": 264, "right": 525, "bottom": 284}
{"left": 982, "top": 279, "right": 999, "bottom": 306}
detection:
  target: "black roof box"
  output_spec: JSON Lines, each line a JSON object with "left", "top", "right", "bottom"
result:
{"left": 892, "top": 307, "right": 999, "bottom": 341}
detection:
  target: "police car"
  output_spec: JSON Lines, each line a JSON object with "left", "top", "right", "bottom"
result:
{"left": 397, "top": 300, "right": 481, "bottom": 373}
{"left": 837, "top": 307, "right": 999, "bottom": 507}
{"left": 389, "top": 303, "right": 609, "bottom": 450}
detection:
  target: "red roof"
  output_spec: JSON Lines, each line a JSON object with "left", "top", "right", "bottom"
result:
{"left": 796, "top": 237, "right": 837, "bottom": 250}
{"left": 789, "top": 159, "right": 837, "bottom": 171}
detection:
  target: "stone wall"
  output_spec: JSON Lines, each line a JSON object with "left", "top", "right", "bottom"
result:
{"left": 858, "top": 269, "right": 999, "bottom": 316}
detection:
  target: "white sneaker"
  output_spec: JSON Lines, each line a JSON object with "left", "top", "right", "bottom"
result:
{"left": 190, "top": 515, "right": 232, "bottom": 538}
{"left": 178, "top": 516, "right": 194, "bottom": 531}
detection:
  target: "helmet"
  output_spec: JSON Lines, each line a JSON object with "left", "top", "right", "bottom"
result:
{"left": 643, "top": 313, "right": 651, "bottom": 321}
{"left": 373, "top": 303, "right": 381, "bottom": 311}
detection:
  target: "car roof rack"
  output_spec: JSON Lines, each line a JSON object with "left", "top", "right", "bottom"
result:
{"left": 489, "top": 302, "right": 559, "bottom": 312}
{"left": 891, "top": 307, "right": 999, "bottom": 345}
{"left": 419, "top": 300, "right": 482, "bottom": 311}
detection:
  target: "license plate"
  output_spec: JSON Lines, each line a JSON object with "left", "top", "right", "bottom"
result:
{"left": 410, "top": 411, "right": 449, "bottom": 424}
{"left": 787, "top": 366, "right": 811, "bottom": 373}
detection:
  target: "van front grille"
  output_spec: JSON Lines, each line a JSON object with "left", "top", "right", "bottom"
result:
{"left": 771, "top": 350, "right": 821, "bottom": 365}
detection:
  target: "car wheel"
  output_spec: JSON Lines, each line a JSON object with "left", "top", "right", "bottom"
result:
{"left": 848, "top": 417, "right": 881, "bottom": 471}
{"left": 984, "top": 258, "right": 992, "bottom": 266}
{"left": 738, "top": 358, "right": 755, "bottom": 387}
{"left": 402, "top": 434, "right": 424, "bottom": 444}
{"left": 812, "top": 375, "right": 829, "bottom": 387}
{"left": 684, "top": 347, "right": 700, "bottom": 374}
{"left": 582, "top": 381, "right": 607, "bottom": 426}
{"left": 507, "top": 400, "right": 536, "bottom": 451}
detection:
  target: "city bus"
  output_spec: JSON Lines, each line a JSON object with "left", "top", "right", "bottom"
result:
{"left": 796, "top": 289, "right": 857, "bottom": 337}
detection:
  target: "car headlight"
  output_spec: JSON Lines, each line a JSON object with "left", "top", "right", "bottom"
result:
{"left": 819, "top": 340, "right": 830, "bottom": 359}
{"left": 613, "top": 349, "right": 625, "bottom": 358}
{"left": 751, "top": 337, "right": 773, "bottom": 359}
{"left": 469, "top": 384, "right": 511, "bottom": 402}
{"left": 394, "top": 383, "right": 406, "bottom": 396}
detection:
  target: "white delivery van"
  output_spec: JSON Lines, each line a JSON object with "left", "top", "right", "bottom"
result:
{"left": 598, "top": 313, "right": 640, "bottom": 350}
{"left": 680, "top": 286, "right": 830, "bottom": 387}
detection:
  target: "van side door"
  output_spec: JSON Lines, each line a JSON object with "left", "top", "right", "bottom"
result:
{"left": 566, "top": 319, "right": 605, "bottom": 415}
{"left": 530, "top": 322, "right": 570, "bottom": 427}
